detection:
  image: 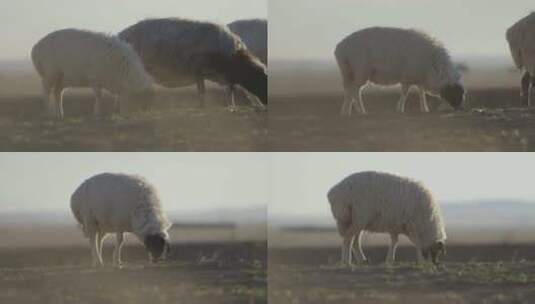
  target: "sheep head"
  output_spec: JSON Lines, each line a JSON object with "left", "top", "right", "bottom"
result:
{"left": 228, "top": 49, "right": 268, "bottom": 105}
{"left": 422, "top": 241, "right": 446, "bottom": 265}
{"left": 440, "top": 83, "right": 465, "bottom": 111}
{"left": 144, "top": 232, "right": 170, "bottom": 262}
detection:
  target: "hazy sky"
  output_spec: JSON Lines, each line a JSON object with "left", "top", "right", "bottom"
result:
{"left": 270, "top": 153, "right": 535, "bottom": 218}
{"left": 0, "top": 153, "right": 269, "bottom": 214}
{"left": 0, "top": 0, "right": 266, "bottom": 60}
{"left": 270, "top": 0, "right": 534, "bottom": 60}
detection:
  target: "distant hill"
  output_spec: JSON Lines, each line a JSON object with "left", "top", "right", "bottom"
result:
{"left": 270, "top": 200, "right": 535, "bottom": 229}
{"left": 0, "top": 205, "right": 267, "bottom": 226}
{"left": 0, "top": 59, "right": 33, "bottom": 73}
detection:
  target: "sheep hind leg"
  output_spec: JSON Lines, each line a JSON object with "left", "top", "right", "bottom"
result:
{"left": 40, "top": 79, "right": 53, "bottom": 116}
{"left": 341, "top": 235, "right": 353, "bottom": 267}
{"left": 89, "top": 232, "right": 103, "bottom": 267}
{"left": 396, "top": 85, "right": 410, "bottom": 113}
{"left": 529, "top": 74, "right": 535, "bottom": 107}
{"left": 96, "top": 232, "right": 106, "bottom": 266}
{"left": 520, "top": 71, "right": 530, "bottom": 107}
{"left": 351, "top": 230, "right": 367, "bottom": 264}
{"left": 52, "top": 83, "right": 65, "bottom": 119}
{"left": 340, "top": 81, "right": 355, "bottom": 116}
{"left": 352, "top": 85, "right": 367, "bottom": 114}
{"left": 113, "top": 232, "right": 125, "bottom": 267}
{"left": 386, "top": 233, "right": 399, "bottom": 265}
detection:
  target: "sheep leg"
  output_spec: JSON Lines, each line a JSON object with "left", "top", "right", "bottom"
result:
{"left": 342, "top": 235, "right": 353, "bottom": 266}
{"left": 89, "top": 232, "right": 103, "bottom": 267}
{"left": 40, "top": 79, "right": 53, "bottom": 116}
{"left": 243, "top": 88, "right": 266, "bottom": 110}
{"left": 418, "top": 88, "right": 430, "bottom": 113}
{"left": 226, "top": 84, "right": 237, "bottom": 112}
{"left": 353, "top": 85, "right": 367, "bottom": 114}
{"left": 520, "top": 71, "right": 530, "bottom": 106}
{"left": 340, "top": 82, "right": 354, "bottom": 116}
{"left": 52, "top": 84, "right": 64, "bottom": 119}
{"left": 386, "top": 233, "right": 399, "bottom": 264}
{"left": 93, "top": 88, "right": 103, "bottom": 117}
{"left": 196, "top": 78, "right": 206, "bottom": 107}
{"left": 113, "top": 232, "right": 124, "bottom": 266}
{"left": 351, "top": 230, "right": 367, "bottom": 263}
{"left": 396, "top": 85, "right": 410, "bottom": 113}
{"left": 529, "top": 74, "right": 535, "bottom": 107}
{"left": 98, "top": 232, "right": 107, "bottom": 264}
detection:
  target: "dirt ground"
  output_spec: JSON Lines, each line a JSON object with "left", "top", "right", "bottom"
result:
{"left": 267, "top": 88, "right": 535, "bottom": 151}
{"left": 0, "top": 88, "right": 267, "bottom": 151}
{"left": 269, "top": 244, "right": 535, "bottom": 304}
{"left": 0, "top": 241, "right": 266, "bottom": 304}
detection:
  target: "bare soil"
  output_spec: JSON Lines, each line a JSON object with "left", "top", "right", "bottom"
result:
{"left": 0, "top": 241, "right": 266, "bottom": 304}
{"left": 269, "top": 244, "right": 535, "bottom": 304}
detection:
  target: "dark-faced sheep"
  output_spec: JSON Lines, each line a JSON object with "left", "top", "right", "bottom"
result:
{"left": 119, "top": 18, "right": 267, "bottom": 110}
{"left": 507, "top": 12, "right": 535, "bottom": 106}
{"left": 328, "top": 171, "right": 446, "bottom": 266}
{"left": 71, "top": 173, "right": 171, "bottom": 267}
{"left": 335, "top": 27, "right": 465, "bottom": 115}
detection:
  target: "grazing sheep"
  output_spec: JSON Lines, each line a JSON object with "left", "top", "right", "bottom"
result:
{"left": 506, "top": 12, "right": 535, "bottom": 106}
{"left": 328, "top": 171, "right": 446, "bottom": 266}
{"left": 228, "top": 19, "right": 267, "bottom": 65}
{"left": 119, "top": 18, "right": 267, "bottom": 110}
{"left": 71, "top": 173, "right": 171, "bottom": 267}
{"left": 334, "top": 27, "right": 465, "bottom": 115}
{"left": 31, "top": 29, "right": 154, "bottom": 119}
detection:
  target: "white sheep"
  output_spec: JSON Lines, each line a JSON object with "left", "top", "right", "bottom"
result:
{"left": 119, "top": 18, "right": 267, "bottom": 110}
{"left": 506, "top": 12, "right": 535, "bottom": 106}
{"left": 334, "top": 27, "right": 465, "bottom": 115}
{"left": 70, "top": 173, "right": 171, "bottom": 267}
{"left": 327, "top": 171, "right": 446, "bottom": 266}
{"left": 228, "top": 19, "right": 267, "bottom": 65}
{"left": 31, "top": 29, "right": 154, "bottom": 119}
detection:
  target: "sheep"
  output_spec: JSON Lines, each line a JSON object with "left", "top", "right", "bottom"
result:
{"left": 506, "top": 12, "right": 535, "bottom": 106}
{"left": 334, "top": 27, "right": 465, "bottom": 115}
{"left": 119, "top": 18, "right": 267, "bottom": 111}
{"left": 31, "top": 29, "right": 154, "bottom": 119}
{"left": 327, "top": 171, "right": 446, "bottom": 266}
{"left": 70, "top": 173, "right": 171, "bottom": 267}
{"left": 228, "top": 19, "right": 267, "bottom": 65}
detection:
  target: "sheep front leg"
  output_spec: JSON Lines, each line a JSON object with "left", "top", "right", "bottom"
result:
{"left": 386, "top": 233, "right": 399, "bottom": 265}
{"left": 113, "top": 232, "right": 124, "bottom": 267}
{"left": 418, "top": 88, "right": 430, "bottom": 113}
{"left": 396, "top": 85, "right": 410, "bottom": 113}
